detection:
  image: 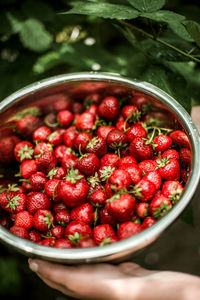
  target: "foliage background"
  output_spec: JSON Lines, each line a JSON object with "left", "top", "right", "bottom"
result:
{"left": 0, "top": 0, "right": 200, "bottom": 299}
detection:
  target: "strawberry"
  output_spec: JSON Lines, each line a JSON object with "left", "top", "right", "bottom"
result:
{"left": 99, "top": 207, "right": 116, "bottom": 226}
{"left": 55, "top": 209, "right": 71, "bottom": 226}
{"left": 14, "top": 141, "right": 34, "bottom": 162}
{"left": 72, "top": 102, "right": 83, "bottom": 114}
{"left": 156, "top": 157, "right": 180, "bottom": 181}
{"left": 29, "top": 230, "right": 42, "bottom": 242}
{"left": 143, "top": 170, "right": 162, "bottom": 190}
{"left": 33, "top": 126, "right": 51, "bottom": 142}
{"left": 117, "top": 222, "right": 143, "bottom": 240}
{"left": 118, "top": 156, "right": 137, "bottom": 168}
{"left": 129, "top": 137, "right": 153, "bottom": 161}
{"left": 86, "top": 136, "right": 107, "bottom": 158}
{"left": 57, "top": 110, "right": 74, "bottom": 127}
{"left": 38, "top": 238, "right": 55, "bottom": 247}
{"left": 89, "top": 190, "right": 107, "bottom": 206}
{"left": 119, "top": 164, "right": 142, "bottom": 184}
{"left": 136, "top": 202, "right": 149, "bottom": 218}
{"left": 93, "top": 224, "right": 116, "bottom": 245}
{"left": 142, "top": 216, "right": 156, "bottom": 229}
{"left": 71, "top": 203, "right": 94, "bottom": 225}
{"left": 74, "top": 132, "right": 93, "bottom": 152}
{"left": 35, "top": 151, "right": 57, "bottom": 174}
{"left": 75, "top": 112, "right": 95, "bottom": 131}
{"left": 20, "top": 159, "right": 38, "bottom": 179}
{"left": 0, "top": 135, "right": 21, "bottom": 163}
{"left": 97, "top": 126, "right": 115, "bottom": 140}
{"left": 44, "top": 179, "right": 60, "bottom": 202}
{"left": 77, "top": 237, "right": 97, "bottom": 248}
{"left": 0, "top": 188, "right": 26, "bottom": 213}
{"left": 116, "top": 119, "right": 129, "bottom": 131}
{"left": 14, "top": 210, "right": 33, "bottom": 230}
{"left": 162, "top": 181, "right": 183, "bottom": 204}
{"left": 131, "top": 179, "right": 156, "bottom": 201}
{"left": 33, "top": 142, "right": 53, "bottom": 156}
{"left": 30, "top": 171, "right": 47, "bottom": 191}
{"left": 77, "top": 153, "right": 100, "bottom": 176}
{"left": 100, "top": 153, "right": 119, "bottom": 168}
{"left": 126, "top": 123, "right": 147, "bottom": 142}
{"left": 180, "top": 168, "right": 190, "bottom": 184}
{"left": 63, "top": 126, "right": 77, "bottom": 148}
{"left": 52, "top": 202, "right": 67, "bottom": 213}
{"left": 16, "top": 115, "right": 43, "bottom": 139}
{"left": 50, "top": 225, "right": 65, "bottom": 239}
{"left": 47, "top": 167, "right": 66, "bottom": 180}
{"left": 162, "top": 149, "right": 179, "bottom": 161}
{"left": 10, "top": 225, "right": 29, "bottom": 239}
{"left": 54, "top": 238, "right": 74, "bottom": 248}
{"left": 27, "top": 192, "right": 51, "bottom": 214}
{"left": 150, "top": 194, "right": 172, "bottom": 219}
{"left": 57, "top": 168, "right": 89, "bottom": 207}
{"left": 54, "top": 145, "right": 73, "bottom": 162}
{"left": 0, "top": 216, "right": 12, "bottom": 229}
{"left": 106, "top": 193, "right": 136, "bottom": 222}
{"left": 86, "top": 104, "right": 98, "bottom": 116}
{"left": 108, "top": 169, "right": 132, "bottom": 191}
{"left": 179, "top": 148, "right": 191, "bottom": 167}
{"left": 98, "top": 96, "right": 119, "bottom": 121}
{"left": 138, "top": 160, "right": 157, "bottom": 174}
{"left": 65, "top": 221, "right": 92, "bottom": 245}
{"left": 154, "top": 134, "right": 172, "bottom": 152}
{"left": 106, "top": 129, "right": 128, "bottom": 155}
{"left": 84, "top": 93, "right": 101, "bottom": 107}
{"left": 53, "top": 94, "right": 71, "bottom": 112}
{"left": 122, "top": 105, "right": 141, "bottom": 124}
{"left": 47, "top": 130, "right": 63, "bottom": 146}
{"left": 33, "top": 209, "right": 54, "bottom": 232}
{"left": 169, "top": 130, "right": 190, "bottom": 148}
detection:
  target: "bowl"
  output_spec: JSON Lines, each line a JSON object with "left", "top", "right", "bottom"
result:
{"left": 0, "top": 72, "right": 199, "bottom": 264}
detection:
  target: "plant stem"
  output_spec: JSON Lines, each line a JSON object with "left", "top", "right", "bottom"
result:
{"left": 119, "top": 20, "right": 200, "bottom": 64}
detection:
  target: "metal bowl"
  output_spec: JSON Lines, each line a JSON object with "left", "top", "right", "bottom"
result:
{"left": 0, "top": 72, "right": 199, "bottom": 264}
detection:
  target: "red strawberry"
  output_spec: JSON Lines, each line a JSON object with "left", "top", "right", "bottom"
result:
{"left": 129, "top": 137, "right": 153, "bottom": 162}
{"left": 47, "top": 130, "right": 63, "bottom": 146}
{"left": 33, "top": 126, "right": 51, "bottom": 142}
{"left": 93, "top": 224, "right": 116, "bottom": 245}
{"left": 16, "top": 115, "right": 43, "bottom": 139}
{"left": 65, "top": 221, "right": 92, "bottom": 245}
{"left": 131, "top": 179, "right": 156, "bottom": 201}
{"left": 74, "top": 132, "right": 93, "bottom": 152}
{"left": 53, "top": 94, "right": 71, "bottom": 112}
{"left": 116, "top": 119, "right": 129, "bottom": 131}
{"left": 27, "top": 192, "right": 51, "bottom": 214}
{"left": 106, "top": 193, "right": 136, "bottom": 222}
{"left": 106, "top": 129, "right": 128, "bottom": 154}
{"left": 14, "top": 210, "right": 33, "bottom": 230}
{"left": 108, "top": 169, "right": 132, "bottom": 191}
{"left": 100, "top": 153, "right": 119, "bottom": 168}
{"left": 77, "top": 237, "right": 97, "bottom": 248}
{"left": 89, "top": 190, "right": 107, "bottom": 206}
{"left": 156, "top": 157, "right": 180, "bottom": 181}
{"left": 180, "top": 168, "right": 190, "bottom": 184}
{"left": 118, "top": 156, "right": 137, "bottom": 168}
{"left": 150, "top": 194, "right": 172, "bottom": 219}
{"left": 122, "top": 105, "right": 141, "bottom": 124}
{"left": 29, "top": 230, "right": 42, "bottom": 242}
{"left": 35, "top": 151, "right": 57, "bottom": 174}
{"left": 20, "top": 159, "right": 38, "bottom": 179}
{"left": 97, "top": 126, "right": 115, "bottom": 140}
{"left": 138, "top": 160, "right": 157, "bottom": 174}
{"left": 0, "top": 135, "right": 21, "bottom": 163}
{"left": 154, "top": 134, "right": 172, "bottom": 152}
{"left": 143, "top": 170, "right": 162, "bottom": 190}
{"left": 117, "top": 222, "right": 143, "bottom": 240}
{"left": 50, "top": 225, "right": 65, "bottom": 239}
{"left": 38, "top": 238, "right": 55, "bottom": 247}
{"left": 86, "top": 104, "right": 98, "bottom": 116}
{"left": 162, "top": 181, "right": 183, "bottom": 204}
{"left": 77, "top": 153, "right": 100, "bottom": 176}
{"left": 169, "top": 130, "right": 190, "bottom": 148}
{"left": 55, "top": 209, "right": 71, "bottom": 226}
{"left": 47, "top": 167, "right": 66, "bottom": 180}
{"left": 119, "top": 164, "right": 142, "bottom": 184}
{"left": 75, "top": 112, "right": 95, "bottom": 131}
{"left": 0, "top": 190, "right": 26, "bottom": 213}
{"left": 84, "top": 93, "right": 101, "bottom": 106}
{"left": 57, "top": 168, "right": 89, "bottom": 207}
{"left": 72, "top": 102, "right": 83, "bottom": 114}
{"left": 98, "top": 96, "right": 119, "bottom": 121}
{"left": 57, "top": 110, "right": 74, "bottom": 127}
{"left": 54, "top": 238, "right": 74, "bottom": 248}
{"left": 136, "top": 202, "right": 149, "bottom": 218}
{"left": 86, "top": 136, "right": 107, "bottom": 158}
{"left": 14, "top": 141, "right": 34, "bottom": 162}
{"left": 99, "top": 207, "right": 116, "bottom": 226}
{"left": 179, "top": 148, "right": 191, "bottom": 167}
{"left": 30, "top": 171, "right": 47, "bottom": 191}
{"left": 10, "top": 225, "right": 29, "bottom": 239}
{"left": 63, "top": 126, "right": 77, "bottom": 148}
{"left": 33, "top": 209, "right": 54, "bottom": 232}
{"left": 142, "top": 216, "right": 156, "bottom": 229}
{"left": 162, "top": 149, "right": 179, "bottom": 161}
{"left": 34, "top": 142, "right": 53, "bottom": 156}
{"left": 126, "top": 123, "right": 147, "bottom": 142}
{"left": 71, "top": 203, "right": 94, "bottom": 225}
{"left": 54, "top": 145, "right": 73, "bottom": 162}
{"left": 45, "top": 179, "right": 60, "bottom": 202}
{"left": 52, "top": 202, "right": 67, "bottom": 213}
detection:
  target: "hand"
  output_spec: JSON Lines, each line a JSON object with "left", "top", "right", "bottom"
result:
{"left": 28, "top": 259, "right": 200, "bottom": 300}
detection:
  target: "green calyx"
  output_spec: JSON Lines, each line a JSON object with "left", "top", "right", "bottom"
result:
{"left": 169, "top": 189, "right": 183, "bottom": 205}
{"left": 100, "top": 166, "right": 115, "bottom": 182}
{"left": 64, "top": 167, "right": 83, "bottom": 184}
{"left": 110, "top": 141, "right": 128, "bottom": 150}
{"left": 106, "top": 193, "right": 120, "bottom": 203}
{"left": 43, "top": 212, "right": 54, "bottom": 229}
{"left": 86, "top": 136, "right": 99, "bottom": 150}
{"left": 47, "top": 167, "right": 58, "bottom": 179}
{"left": 47, "top": 131, "right": 58, "bottom": 141}
{"left": 68, "top": 232, "right": 82, "bottom": 245}
{"left": 129, "top": 184, "right": 142, "bottom": 199}
{"left": 17, "top": 145, "right": 34, "bottom": 161}
{"left": 156, "top": 155, "right": 170, "bottom": 169}
{"left": 87, "top": 172, "right": 101, "bottom": 188}
{"left": 6, "top": 195, "right": 21, "bottom": 210}
{"left": 153, "top": 202, "right": 172, "bottom": 219}
{"left": 99, "top": 237, "right": 111, "bottom": 247}
{"left": 123, "top": 109, "right": 141, "bottom": 132}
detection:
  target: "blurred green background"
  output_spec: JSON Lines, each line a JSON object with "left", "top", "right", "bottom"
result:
{"left": 1, "top": 0, "right": 200, "bottom": 299}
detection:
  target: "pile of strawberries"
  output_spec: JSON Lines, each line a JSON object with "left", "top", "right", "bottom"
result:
{"left": 0, "top": 92, "right": 191, "bottom": 248}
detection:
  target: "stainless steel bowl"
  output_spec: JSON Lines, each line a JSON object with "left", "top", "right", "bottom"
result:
{"left": 0, "top": 72, "right": 199, "bottom": 264}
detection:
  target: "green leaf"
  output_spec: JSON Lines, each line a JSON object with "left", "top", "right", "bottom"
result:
{"left": 168, "top": 22, "right": 194, "bottom": 42}
{"left": 19, "top": 18, "right": 53, "bottom": 52}
{"left": 141, "top": 10, "right": 185, "bottom": 23}
{"left": 184, "top": 20, "right": 200, "bottom": 48}
{"left": 126, "top": 0, "right": 165, "bottom": 12}
{"left": 62, "top": 1, "right": 139, "bottom": 20}
{"left": 6, "top": 12, "right": 22, "bottom": 34}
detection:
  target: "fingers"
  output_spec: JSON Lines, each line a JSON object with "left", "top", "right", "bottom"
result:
{"left": 191, "top": 106, "right": 200, "bottom": 133}
{"left": 118, "top": 262, "right": 154, "bottom": 277}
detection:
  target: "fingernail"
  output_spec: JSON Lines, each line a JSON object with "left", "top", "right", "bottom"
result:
{"left": 29, "top": 259, "right": 38, "bottom": 272}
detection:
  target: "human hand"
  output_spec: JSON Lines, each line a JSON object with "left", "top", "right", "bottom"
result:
{"left": 28, "top": 259, "right": 200, "bottom": 300}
